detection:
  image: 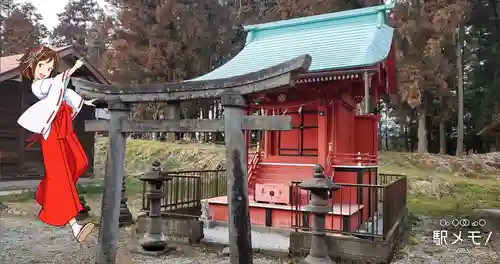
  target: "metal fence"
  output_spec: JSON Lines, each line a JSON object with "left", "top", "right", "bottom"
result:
{"left": 141, "top": 169, "right": 227, "bottom": 218}
{"left": 139, "top": 168, "right": 407, "bottom": 239}
{"left": 290, "top": 173, "right": 407, "bottom": 239}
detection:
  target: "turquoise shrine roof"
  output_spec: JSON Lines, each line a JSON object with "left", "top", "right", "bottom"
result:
{"left": 194, "top": 3, "right": 395, "bottom": 81}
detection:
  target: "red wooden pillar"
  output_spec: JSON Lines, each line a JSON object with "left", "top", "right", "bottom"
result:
{"left": 263, "top": 109, "right": 271, "bottom": 158}
{"left": 331, "top": 103, "right": 337, "bottom": 153}
{"left": 245, "top": 108, "right": 250, "bottom": 164}
{"left": 372, "top": 82, "right": 379, "bottom": 108}
{"left": 317, "top": 101, "right": 328, "bottom": 168}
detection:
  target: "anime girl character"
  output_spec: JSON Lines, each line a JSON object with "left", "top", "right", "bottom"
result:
{"left": 16, "top": 46, "right": 97, "bottom": 243}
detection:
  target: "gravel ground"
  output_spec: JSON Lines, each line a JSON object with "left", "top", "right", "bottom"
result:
{"left": 392, "top": 216, "right": 500, "bottom": 264}
{"left": 0, "top": 215, "right": 284, "bottom": 264}
{"left": 2, "top": 198, "right": 500, "bottom": 264}
{"left": 0, "top": 199, "right": 286, "bottom": 264}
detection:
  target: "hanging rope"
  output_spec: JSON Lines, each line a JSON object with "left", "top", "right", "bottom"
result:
{"left": 249, "top": 99, "right": 340, "bottom": 118}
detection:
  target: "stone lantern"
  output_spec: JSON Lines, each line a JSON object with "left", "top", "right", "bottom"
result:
{"left": 298, "top": 164, "right": 340, "bottom": 264}
{"left": 139, "top": 160, "right": 171, "bottom": 251}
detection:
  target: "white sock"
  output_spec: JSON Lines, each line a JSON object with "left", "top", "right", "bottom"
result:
{"left": 71, "top": 222, "right": 82, "bottom": 236}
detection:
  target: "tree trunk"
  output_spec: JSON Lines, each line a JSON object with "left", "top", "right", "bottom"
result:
{"left": 384, "top": 123, "right": 389, "bottom": 151}
{"left": 456, "top": 25, "right": 465, "bottom": 156}
{"left": 439, "top": 95, "right": 447, "bottom": 154}
{"left": 417, "top": 106, "right": 427, "bottom": 154}
{"left": 490, "top": 0, "right": 500, "bottom": 152}
{"left": 495, "top": 103, "right": 500, "bottom": 151}
{"left": 403, "top": 122, "right": 410, "bottom": 152}
{"left": 439, "top": 122, "right": 446, "bottom": 154}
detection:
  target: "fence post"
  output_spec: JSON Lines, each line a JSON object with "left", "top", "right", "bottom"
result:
{"left": 96, "top": 101, "right": 129, "bottom": 264}
{"left": 383, "top": 185, "right": 390, "bottom": 238}
{"left": 221, "top": 92, "right": 253, "bottom": 264}
{"left": 165, "top": 101, "right": 180, "bottom": 141}
{"left": 215, "top": 171, "right": 219, "bottom": 196}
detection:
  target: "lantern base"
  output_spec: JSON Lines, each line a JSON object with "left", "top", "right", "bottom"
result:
{"left": 301, "top": 255, "right": 336, "bottom": 264}
{"left": 140, "top": 233, "right": 167, "bottom": 251}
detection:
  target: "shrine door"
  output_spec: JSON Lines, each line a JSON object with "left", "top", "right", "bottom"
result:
{"left": 276, "top": 106, "right": 318, "bottom": 156}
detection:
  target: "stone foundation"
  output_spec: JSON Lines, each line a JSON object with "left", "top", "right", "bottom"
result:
{"left": 290, "top": 210, "right": 407, "bottom": 263}
{"left": 137, "top": 213, "right": 204, "bottom": 244}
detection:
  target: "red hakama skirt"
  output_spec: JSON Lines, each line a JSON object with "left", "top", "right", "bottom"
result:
{"left": 34, "top": 102, "right": 88, "bottom": 226}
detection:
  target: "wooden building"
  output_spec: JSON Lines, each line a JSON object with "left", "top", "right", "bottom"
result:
{"left": 0, "top": 45, "right": 109, "bottom": 181}
{"left": 204, "top": 3, "right": 398, "bottom": 230}
{"left": 71, "top": 2, "right": 406, "bottom": 261}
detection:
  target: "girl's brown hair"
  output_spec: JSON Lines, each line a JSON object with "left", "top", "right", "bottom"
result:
{"left": 18, "top": 46, "right": 59, "bottom": 80}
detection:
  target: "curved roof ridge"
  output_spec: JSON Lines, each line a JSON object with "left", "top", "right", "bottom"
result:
{"left": 243, "top": 4, "right": 393, "bottom": 33}
{"left": 194, "top": 5, "right": 395, "bottom": 81}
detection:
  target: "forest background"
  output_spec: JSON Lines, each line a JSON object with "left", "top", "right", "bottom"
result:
{"left": 1, "top": 0, "right": 497, "bottom": 156}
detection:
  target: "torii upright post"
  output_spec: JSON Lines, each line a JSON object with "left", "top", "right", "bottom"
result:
{"left": 221, "top": 93, "right": 253, "bottom": 264}
{"left": 96, "top": 101, "right": 129, "bottom": 264}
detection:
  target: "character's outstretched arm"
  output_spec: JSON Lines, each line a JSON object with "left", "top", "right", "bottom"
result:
{"left": 64, "top": 58, "right": 98, "bottom": 118}
{"left": 65, "top": 89, "right": 84, "bottom": 119}
{"left": 67, "top": 58, "right": 84, "bottom": 77}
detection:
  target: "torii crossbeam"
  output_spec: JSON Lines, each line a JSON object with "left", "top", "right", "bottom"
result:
{"left": 71, "top": 55, "right": 311, "bottom": 264}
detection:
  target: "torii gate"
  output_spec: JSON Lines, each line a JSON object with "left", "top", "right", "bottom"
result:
{"left": 72, "top": 55, "right": 311, "bottom": 264}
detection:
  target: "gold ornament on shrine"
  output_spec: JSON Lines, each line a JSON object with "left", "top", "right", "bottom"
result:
{"left": 277, "top": 93, "right": 287, "bottom": 102}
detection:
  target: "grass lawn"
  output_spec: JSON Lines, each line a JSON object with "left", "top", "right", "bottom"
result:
{"left": 381, "top": 163, "right": 500, "bottom": 216}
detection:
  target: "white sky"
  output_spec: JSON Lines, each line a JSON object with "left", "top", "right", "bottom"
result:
{"left": 13, "top": 0, "right": 108, "bottom": 29}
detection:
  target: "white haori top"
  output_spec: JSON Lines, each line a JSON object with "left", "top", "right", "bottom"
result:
{"left": 17, "top": 70, "right": 84, "bottom": 140}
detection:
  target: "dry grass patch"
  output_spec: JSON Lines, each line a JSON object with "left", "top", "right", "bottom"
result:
{"left": 381, "top": 164, "right": 500, "bottom": 216}
{"left": 94, "top": 137, "right": 226, "bottom": 178}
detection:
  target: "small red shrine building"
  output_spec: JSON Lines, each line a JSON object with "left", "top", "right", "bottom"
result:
{"left": 199, "top": 3, "right": 398, "bottom": 232}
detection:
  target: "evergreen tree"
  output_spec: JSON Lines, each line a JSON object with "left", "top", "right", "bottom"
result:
{"left": 394, "top": 0, "right": 469, "bottom": 153}
{"left": 1, "top": 2, "right": 48, "bottom": 56}
{"left": 51, "top": 0, "right": 102, "bottom": 46}
{"left": 50, "top": 0, "right": 112, "bottom": 65}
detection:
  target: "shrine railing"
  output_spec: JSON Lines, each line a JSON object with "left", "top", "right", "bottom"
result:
{"left": 141, "top": 169, "right": 227, "bottom": 217}
{"left": 327, "top": 152, "right": 378, "bottom": 166}
{"left": 290, "top": 173, "right": 406, "bottom": 239}
{"left": 247, "top": 151, "right": 261, "bottom": 185}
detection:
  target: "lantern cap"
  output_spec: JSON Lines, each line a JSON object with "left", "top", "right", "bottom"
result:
{"left": 298, "top": 164, "right": 340, "bottom": 191}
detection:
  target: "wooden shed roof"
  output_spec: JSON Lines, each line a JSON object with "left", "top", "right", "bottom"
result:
{"left": 0, "top": 45, "right": 110, "bottom": 84}
{"left": 477, "top": 117, "right": 500, "bottom": 136}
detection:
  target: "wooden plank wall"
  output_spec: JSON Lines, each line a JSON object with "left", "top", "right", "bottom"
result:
{"left": 0, "top": 80, "right": 24, "bottom": 180}
{"left": 18, "top": 79, "right": 45, "bottom": 179}
{"left": 69, "top": 80, "right": 95, "bottom": 177}
{"left": 0, "top": 78, "right": 95, "bottom": 181}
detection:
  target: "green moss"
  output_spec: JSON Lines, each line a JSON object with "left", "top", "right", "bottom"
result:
{"left": 454, "top": 181, "right": 500, "bottom": 208}
{"left": 406, "top": 178, "right": 500, "bottom": 216}
{"left": 0, "top": 190, "right": 35, "bottom": 202}
{"left": 408, "top": 196, "right": 465, "bottom": 216}
{"left": 0, "top": 180, "right": 105, "bottom": 203}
